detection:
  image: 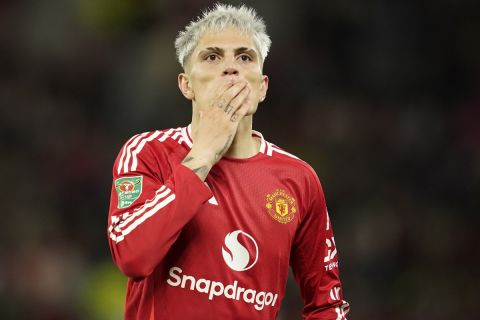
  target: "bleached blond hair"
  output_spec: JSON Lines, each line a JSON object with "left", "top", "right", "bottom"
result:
{"left": 175, "top": 3, "right": 271, "bottom": 69}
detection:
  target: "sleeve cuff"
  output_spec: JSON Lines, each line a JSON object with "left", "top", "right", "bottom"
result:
{"left": 175, "top": 164, "right": 213, "bottom": 202}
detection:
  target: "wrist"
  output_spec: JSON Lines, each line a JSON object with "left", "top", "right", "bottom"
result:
{"left": 188, "top": 148, "right": 217, "bottom": 167}
{"left": 181, "top": 150, "right": 215, "bottom": 181}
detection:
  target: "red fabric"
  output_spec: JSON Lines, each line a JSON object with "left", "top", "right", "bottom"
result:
{"left": 107, "top": 126, "right": 349, "bottom": 320}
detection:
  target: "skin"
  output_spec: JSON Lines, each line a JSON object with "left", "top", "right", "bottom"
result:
{"left": 178, "top": 27, "right": 269, "bottom": 181}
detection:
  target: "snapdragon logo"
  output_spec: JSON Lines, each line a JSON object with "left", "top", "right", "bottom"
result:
{"left": 166, "top": 267, "right": 278, "bottom": 311}
{"left": 222, "top": 230, "right": 258, "bottom": 271}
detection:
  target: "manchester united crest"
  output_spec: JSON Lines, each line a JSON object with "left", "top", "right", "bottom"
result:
{"left": 265, "top": 189, "right": 297, "bottom": 224}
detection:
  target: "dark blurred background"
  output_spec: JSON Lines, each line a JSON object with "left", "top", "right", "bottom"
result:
{"left": 1, "top": 0, "right": 479, "bottom": 319}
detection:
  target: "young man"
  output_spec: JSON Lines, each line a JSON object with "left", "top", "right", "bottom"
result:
{"left": 107, "top": 4, "right": 349, "bottom": 319}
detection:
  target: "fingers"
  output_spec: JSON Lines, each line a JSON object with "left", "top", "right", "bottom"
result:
{"left": 224, "top": 104, "right": 234, "bottom": 114}
{"left": 215, "top": 81, "right": 247, "bottom": 110}
{"left": 215, "top": 81, "right": 236, "bottom": 108}
{"left": 210, "top": 80, "right": 250, "bottom": 122}
{"left": 226, "top": 85, "right": 250, "bottom": 114}
{"left": 230, "top": 96, "right": 251, "bottom": 122}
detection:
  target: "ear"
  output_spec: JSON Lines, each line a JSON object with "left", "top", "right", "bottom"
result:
{"left": 259, "top": 75, "right": 269, "bottom": 102}
{"left": 178, "top": 73, "right": 194, "bottom": 100}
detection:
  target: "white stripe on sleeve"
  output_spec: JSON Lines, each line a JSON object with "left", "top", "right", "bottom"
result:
{"left": 109, "top": 185, "right": 176, "bottom": 243}
{"left": 122, "top": 132, "right": 150, "bottom": 174}
{"left": 117, "top": 134, "right": 140, "bottom": 175}
{"left": 130, "top": 130, "right": 162, "bottom": 172}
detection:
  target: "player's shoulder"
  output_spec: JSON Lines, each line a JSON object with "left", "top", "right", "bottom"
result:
{"left": 118, "top": 125, "right": 192, "bottom": 153}
{"left": 261, "top": 136, "right": 325, "bottom": 201}
{"left": 114, "top": 125, "right": 192, "bottom": 173}
{"left": 261, "top": 135, "right": 319, "bottom": 181}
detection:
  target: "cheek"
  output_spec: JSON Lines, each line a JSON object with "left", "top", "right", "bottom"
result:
{"left": 246, "top": 75, "right": 263, "bottom": 97}
{"left": 190, "top": 72, "right": 216, "bottom": 101}
{"left": 190, "top": 62, "right": 218, "bottom": 83}
{"left": 191, "top": 71, "right": 214, "bottom": 90}
{"left": 250, "top": 85, "right": 265, "bottom": 102}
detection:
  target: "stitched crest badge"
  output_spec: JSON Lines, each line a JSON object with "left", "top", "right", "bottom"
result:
{"left": 115, "top": 176, "right": 143, "bottom": 209}
{"left": 265, "top": 189, "right": 297, "bottom": 224}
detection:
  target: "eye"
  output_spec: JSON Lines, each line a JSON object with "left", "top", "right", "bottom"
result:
{"left": 205, "top": 54, "right": 219, "bottom": 62}
{"left": 239, "top": 54, "right": 253, "bottom": 62}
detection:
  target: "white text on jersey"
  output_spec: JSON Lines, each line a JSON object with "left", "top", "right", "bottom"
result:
{"left": 166, "top": 266, "right": 278, "bottom": 311}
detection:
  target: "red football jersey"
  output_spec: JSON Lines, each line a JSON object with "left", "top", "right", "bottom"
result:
{"left": 107, "top": 125, "right": 349, "bottom": 320}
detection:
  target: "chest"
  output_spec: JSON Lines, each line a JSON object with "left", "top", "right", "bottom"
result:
{"left": 189, "top": 162, "right": 303, "bottom": 264}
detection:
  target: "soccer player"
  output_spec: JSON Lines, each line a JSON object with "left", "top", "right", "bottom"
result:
{"left": 107, "top": 4, "right": 349, "bottom": 319}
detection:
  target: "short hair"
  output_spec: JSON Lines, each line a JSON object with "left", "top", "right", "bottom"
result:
{"left": 175, "top": 3, "right": 271, "bottom": 69}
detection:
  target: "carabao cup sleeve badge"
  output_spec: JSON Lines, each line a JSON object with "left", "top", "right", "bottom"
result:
{"left": 115, "top": 176, "right": 143, "bottom": 209}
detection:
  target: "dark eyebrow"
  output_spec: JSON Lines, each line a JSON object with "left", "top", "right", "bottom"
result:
{"left": 198, "top": 47, "right": 257, "bottom": 58}
{"left": 199, "top": 47, "right": 224, "bottom": 56}
{"left": 234, "top": 47, "right": 257, "bottom": 58}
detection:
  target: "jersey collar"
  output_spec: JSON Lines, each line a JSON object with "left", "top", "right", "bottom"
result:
{"left": 183, "top": 124, "right": 267, "bottom": 155}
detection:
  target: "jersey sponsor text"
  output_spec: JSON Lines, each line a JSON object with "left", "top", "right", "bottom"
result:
{"left": 166, "top": 266, "right": 278, "bottom": 311}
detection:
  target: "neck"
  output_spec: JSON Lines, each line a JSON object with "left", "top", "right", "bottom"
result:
{"left": 224, "top": 116, "right": 259, "bottom": 158}
{"left": 191, "top": 114, "right": 259, "bottom": 159}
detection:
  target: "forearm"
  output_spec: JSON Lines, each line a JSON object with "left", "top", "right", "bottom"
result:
{"left": 108, "top": 165, "right": 212, "bottom": 278}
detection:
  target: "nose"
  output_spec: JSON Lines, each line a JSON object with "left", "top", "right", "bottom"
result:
{"left": 222, "top": 67, "right": 239, "bottom": 76}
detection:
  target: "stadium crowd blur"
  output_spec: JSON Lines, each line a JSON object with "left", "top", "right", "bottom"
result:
{"left": 1, "top": 0, "right": 478, "bottom": 319}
